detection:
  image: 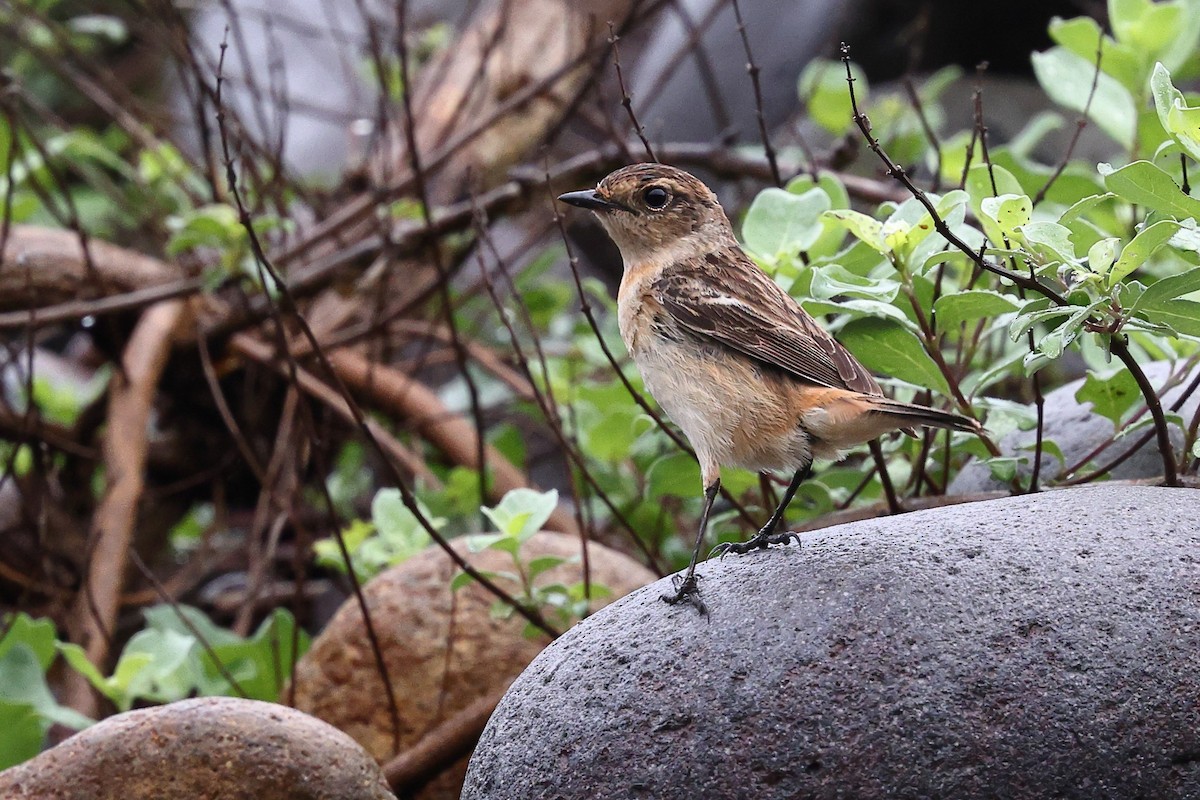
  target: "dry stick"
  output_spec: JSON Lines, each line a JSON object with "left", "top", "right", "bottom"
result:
{"left": 0, "top": 143, "right": 902, "bottom": 333}
{"left": 126, "top": 548, "right": 249, "bottom": 697}
{"left": 471, "top": 215, "right": 664, "bottom": 574}
{"left": 1025, "top": 39, "right": 1100, "bottom": 481}
{"left": 326, "top": 348, "right": 580, "bottom": 536}
{"left": 214, "top": 75, "right": 559, "bottom": 645}
{"left": 838, "top": 46, "right": 1067, "bottom": 304}
{"left": 215, "top": 57, "right": 540, "bottom": 759}
{"left": 1060, "top": 360, "right": 1196, "bottom": 479}
{"left": 382, "top": 683, "right": 511, "bottom": 793}
{"left": 63, "top": 299, "right": 190, "bottom": 717}
{"left": 609, "top": 22, "right": 656, "bottom": 162}
{"left": 841, "top": 43, "right": 1180, "bottom": 487}
{"left": 729, "top": 0, "right": 782, "bottom": 185}
{"left": 231, "top": 335, "right": 437, "bottom": 484}
{"left": 649, "top": 0, "right": 733, "bottom": 136}
{"left": 233, "top": 388, "right": 300, "bottom": 636}
{"left": 1032, "top": 34, "right": 1103, "bottom": 207}
{"left": 393, "top": 0, "right": 494, "bottom": 529}
{"left": 867, "top": 439, "right": 902, "bottom": 514}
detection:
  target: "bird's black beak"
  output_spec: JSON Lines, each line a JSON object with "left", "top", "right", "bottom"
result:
{"left": 557, "top": 189, "right": 625, "bottom": 213}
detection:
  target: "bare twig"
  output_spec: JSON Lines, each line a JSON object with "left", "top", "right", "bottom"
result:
{"left": 608, "top": 23, "right": 656, "bottom": 162}
{"left": 1032, "top": 32, "right": 1102, "bottom": 206}
{"left": 729, "top": 0, "right": 781, "bottom": 185}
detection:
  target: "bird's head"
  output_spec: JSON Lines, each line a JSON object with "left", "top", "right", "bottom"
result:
{"left": 558, "top": 163, "right": 734, "bottom": 264}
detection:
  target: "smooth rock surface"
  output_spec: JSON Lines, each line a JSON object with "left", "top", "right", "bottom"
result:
{"left": 0, "top": 697, "right": 394, "bottom": 800}
{"left": 290, "top": 531, "right": 656, "bottom": 799}
{"left": 951, "top": 361, "right": 1199, "bottom": 493}
{"left": 463, "top": 485, "right": 1200, "bottom": 800}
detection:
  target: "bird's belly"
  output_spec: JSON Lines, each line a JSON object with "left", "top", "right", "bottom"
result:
{"left": 632, "top": 341, "right": 812, "bottom": 474}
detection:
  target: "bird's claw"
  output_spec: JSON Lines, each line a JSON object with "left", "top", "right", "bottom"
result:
{"left": 710, "top": 530, "right": 800, "bottom": 559}
{"left": 660, "top": 573, "right": 708, "bottom": 617}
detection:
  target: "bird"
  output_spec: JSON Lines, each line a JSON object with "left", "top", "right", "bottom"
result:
{"left": 558, "top": 163, "right": 980, "bottom": 613}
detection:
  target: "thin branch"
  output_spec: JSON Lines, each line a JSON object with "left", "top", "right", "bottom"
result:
{"left": 730, "top": 0, "right": 781, "bottom": 185}
{"left": 1108, "top": 337, "right": 1179, "bottom": 486}
{"left": 1032, "top": 32, "right": 1102, "bottom": 207}
{"left": 608, "top": 23, "right": 655, "bottom": 162}
{"left": 839, "top": 43, "right": 1068, "bottom": 306}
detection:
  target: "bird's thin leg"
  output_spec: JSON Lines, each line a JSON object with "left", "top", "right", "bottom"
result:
{"left": 661, "top": 479, "right": 720, "bottom": 614}
{"left": 712, "top": 463, "right": 811, "bottom": 557}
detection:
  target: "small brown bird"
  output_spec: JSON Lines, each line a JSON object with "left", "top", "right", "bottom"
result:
{"left": 559, "top": 164, "right": 979, "bottom": 612}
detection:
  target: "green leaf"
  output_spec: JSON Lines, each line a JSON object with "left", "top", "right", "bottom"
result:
{"left": 742, "top": 187, "right": 830, "bottom": 260}
{"left": 1031, "top": 46, "right": 1136, "bottom": 148}
{"left": 983, "top": 456, "right": 1022, "bottom": 483}
{"left": 1087, "top": 237, "right": 1119, "bottom": 274}
{"left": 783, "top": 173, "right": 850, "bottom": 258}
{"left": 0, "top": 700, "right": 44, "bottom": 770}
{"left": 1111, "top": 0, "right": 1184, "bottom": 54}
{"left": 1135, "top": 267, "right": 1200, "bottom": 308}
{"left": 646, "top": 452, "right": 700, "bottom": 499}
{"left": 1108, "top": 219, "right": 1180, "bottom": 285}
{"left": 1019, "top": 221, "right": 1077, "bottom": 263}
{"left": 481, "top": 488, "right": 559, "bottom": 540}
{"left": 1049, "top": 16, "right": 1140, "bottom": 91}
{"left": 799, "top": 58, "right": 866, "bottom": 134}
{"left": 465, "top": 532, "right": 519, "bottom": 555}
{"left": 837, "top": 318, "right": 950, "bottom": 394}
{"left": 808, "top": 263, "right": 899, "bottom": 301}
{"left": 0, "top": 644, "right": 92, "bottom": 731}
{"left": 450, "top": 570, "right": 476, "bottom": 591}
{"left": 527, "top": 555, "right": 569, "bottom": 580}
{"left": 370, "top": 488, "right": 434, "bottom": 565}
{"left": 1140, "top": 298, "right": 1200, "bottom": 336}
{"left": 933, "top": 290, "right": 1023, "bottom": 328}
{"left": 822, "top": 209, "right": 886, "bottom": 253}
{"left": 980, "top": 193, "right": 1033, "bottom": 238}
{"left": 0, "top": 614, "right": 58, "bottom": 669}
{"left": 1101, "top": 160, "right": 1200, "bottom": 219}
{"left": 1151, "top": 62, "right": 1200, "bottom": 164}
{"left": 1075, "top": 368, "right": 1141, "bottom": 424}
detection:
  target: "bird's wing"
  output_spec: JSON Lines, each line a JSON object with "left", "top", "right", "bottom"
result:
{"left": 652, "top": 246, "right": 883, "bottom": 395}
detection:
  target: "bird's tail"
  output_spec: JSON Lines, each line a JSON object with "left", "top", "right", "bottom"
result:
{"left": 868, "top": 397, "right": 981, "bottom": 434}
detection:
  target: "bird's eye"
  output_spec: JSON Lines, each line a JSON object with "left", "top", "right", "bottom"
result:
{"left": 643, "top": 186, "right": 670, "bottom": 210}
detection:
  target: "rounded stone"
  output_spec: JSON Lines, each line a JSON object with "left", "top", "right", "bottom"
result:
{"left": 0, "top": 697, "right": 394, "bottom": 800}
{"left": 950, "top": 361, "right": 1199, "bottom": 493}
{"left": 290, "top": 531, "right": 656, "bottom": 799}
{"left": 462, "top": 485, "right": 1200, "bottom": 799}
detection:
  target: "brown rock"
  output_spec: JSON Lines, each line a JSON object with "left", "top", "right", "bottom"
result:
{"left": 0, "top": 696, "right": 394, "bottom": 800}
{"left": 290, "top": 531, "right": 656, "bottom": 799}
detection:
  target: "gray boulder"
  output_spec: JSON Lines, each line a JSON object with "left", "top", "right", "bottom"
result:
{"left": 951, "top": 361, "right": 1199, "bottom": 493}
{"left": 463, "top": 485, "right": 1200, "bottom": 800}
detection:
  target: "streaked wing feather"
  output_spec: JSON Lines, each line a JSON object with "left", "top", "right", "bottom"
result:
{"left": 653, "top": 247, "right": 882, "bottom": 395}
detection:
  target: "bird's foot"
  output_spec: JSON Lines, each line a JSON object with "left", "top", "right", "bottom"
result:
{"left": 660, "top": 573, "right": 708, "bottom": 617}
{"left": 710, "top": 529, "right": 800, "bottom": 558}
